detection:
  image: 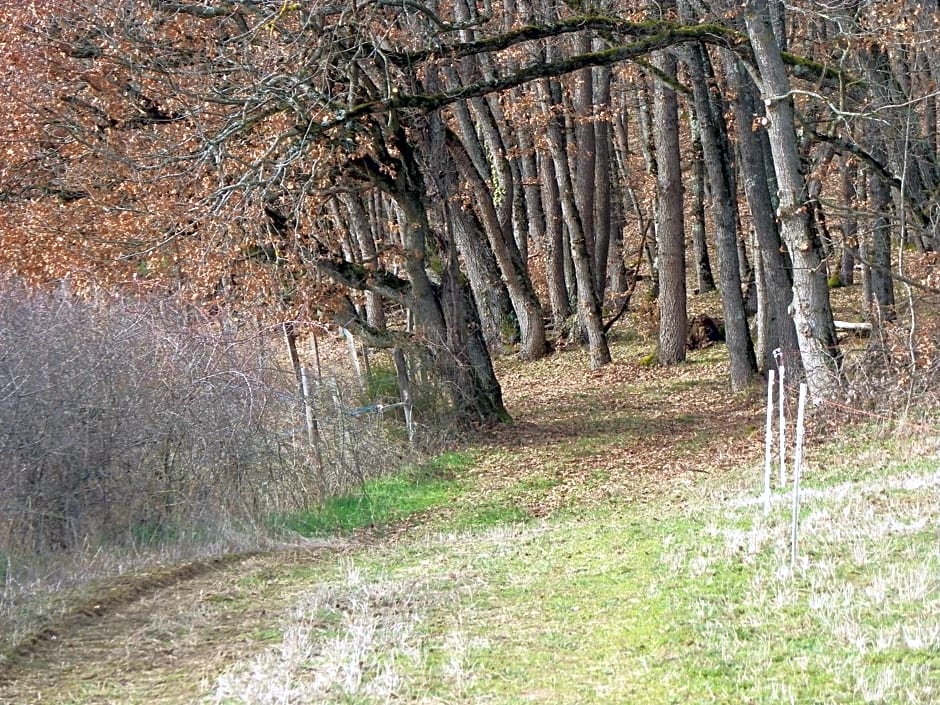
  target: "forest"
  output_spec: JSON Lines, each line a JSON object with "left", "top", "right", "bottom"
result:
{"left": 0, "top": 0, "right": 936, "bottom": 419}
{"left": 1, "top": 0, "right": 939, "bottom": 522}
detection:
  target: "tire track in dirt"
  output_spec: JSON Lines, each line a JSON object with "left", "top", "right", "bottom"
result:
{"left": 0, "top": 542, "right": 348, "bottom": 704}
{"left": 1, "top": 552, "right": 260, "bottom": 674}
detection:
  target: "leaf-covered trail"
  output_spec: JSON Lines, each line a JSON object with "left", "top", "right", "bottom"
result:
{"left": 0, "top": 345, "right": 763, "bottom": 704}
{"left": 471, "top": 347, "right": 762, "bottom": 514}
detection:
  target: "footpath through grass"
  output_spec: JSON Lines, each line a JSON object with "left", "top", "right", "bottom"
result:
{"left": 2, "top": 338, "right": 937, "bottom": 704}
{"left": 213, "top": 448, "right": 940, "bottom": 704}
{"left": 211, "top": 346, "right": 940, "bottom": 705}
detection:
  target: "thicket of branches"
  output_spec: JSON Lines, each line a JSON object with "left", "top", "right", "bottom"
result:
{"left": 0, "top": 283, "right": 411, "bottom": 555}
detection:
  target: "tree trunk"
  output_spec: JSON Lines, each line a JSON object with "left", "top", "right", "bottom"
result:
{"left": 745, "top": 0, "right": 843, "bottom": 401}
{"left": 573, "top": 34, "right": 597, "bottom": 281}
{"left": 447, "top": 133, "right": 547, "bottom": 360}
{"left": 341, "top": 193, "right": 386, "bottom": 330}
{"left": 517, "top": 118, "right": 545, "bottom": 261}
{"left": 839, "top": 158, "right": 857, "bottom": 287}
{"left": 869, "top": 167, "right": 896, "bottom": 319}
{"left": 539, "top": 146, "right": 571, "bottom": 330}
{"left": 652, "top": 49, "right": 687, "bottom": 365}
{"left": 608, "top": 112, "right": 633, "bottom": 297}
{"left": 450, "top": 200, "right": 517, "bottom": 349}
{"left": 685, "top": 43, "right": 757, "bottom": 390}
{"left": 689, "top": 117, "right": 716, "bottom": 295}
{"left": 381, "top": 125, "right": 511, "bottom": 423}
{"left": 539, "top": 77, "right": 612, "bottom": 368}
{"left": 728, "top": 58, "right": 801, "bottom": 375}
{"left": 593, "top": 62, "right": 614, "bottom": 304}
{"left": 440, "top": 237, "right": 512, "bottom": 424}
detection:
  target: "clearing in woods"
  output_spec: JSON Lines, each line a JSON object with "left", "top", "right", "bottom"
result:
{"left": 1, "top": 334, "right": 938, "bottom": 704}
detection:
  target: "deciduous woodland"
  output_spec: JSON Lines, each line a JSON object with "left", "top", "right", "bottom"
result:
{"left": 1, "top": 0, "right": 938, "bottom": 421}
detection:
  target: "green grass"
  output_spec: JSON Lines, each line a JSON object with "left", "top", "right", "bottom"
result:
{"left": 129, "top": 519, "right": 180, "bottom": 547}
{"left": 270, "top": 451, "right": 472, "bottom": 536}
{"left": 446, "top": 500, "right": 532, "bottom": 530}
{"left": 435, "top": 513, "right": 730, "bottom": 703}
{"left": 219, "top": 431, "right": 940, "bottom": 704}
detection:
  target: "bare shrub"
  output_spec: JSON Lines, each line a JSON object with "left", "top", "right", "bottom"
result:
{"left": 0, "top": 283, "right": 414, "bottom": 557}
{"left": 843, "top": 311, "right": 940, "bottom": 418}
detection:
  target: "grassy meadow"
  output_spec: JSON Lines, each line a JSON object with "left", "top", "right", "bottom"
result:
{"left": 209, "top": 344, "right": 940, "bottom": 705}
{"left": 1, "top": 332, "right": 938, "bottom": 705}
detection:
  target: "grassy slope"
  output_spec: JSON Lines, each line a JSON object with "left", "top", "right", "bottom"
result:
{"left": 1, "top": 329, "right": 936, "bottom": 704}
{"left": 210, "top": 339, "right": 940, "bottom": 705}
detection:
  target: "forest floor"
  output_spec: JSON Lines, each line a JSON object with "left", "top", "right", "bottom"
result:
{"left": 1, "top": 324, "right": 938, "bottom": 704}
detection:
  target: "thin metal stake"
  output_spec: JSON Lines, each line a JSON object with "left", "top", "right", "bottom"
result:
{"left": 764, "top": 369, "right": 775, "bottom": 515}
{"left": 775, "top": 350, "right": 786, "bottom": 487}
{"left": 791, "top": 383, "right": 808, "bottom": 570}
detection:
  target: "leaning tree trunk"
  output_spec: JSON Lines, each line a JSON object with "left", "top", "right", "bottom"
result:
{"left": 450, "top": 200, "right": 518, "bottom": 349}
{"left": 443, "top": 68, "right": 547, "bottom": 360}
{"left": 745, "top": 0, "right": 843, "bottom": 401}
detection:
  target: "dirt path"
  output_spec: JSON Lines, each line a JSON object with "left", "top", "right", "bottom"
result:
{"left": 0, "top": 346, "right": 763, "bottom": 704}
{"left": 0, "top": 546, "right": 351, "bottom": 704}
{"left": 472, "top": 350, "right": 762, "bottom": 513}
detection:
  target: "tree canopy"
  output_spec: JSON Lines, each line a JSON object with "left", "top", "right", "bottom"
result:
{"left": 1, "top": 0, "right": 938, "bottom": 416}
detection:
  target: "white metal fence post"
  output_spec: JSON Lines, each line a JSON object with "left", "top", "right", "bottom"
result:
{"left": 790, "top": 382, "right": 808, "bottom": 570}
